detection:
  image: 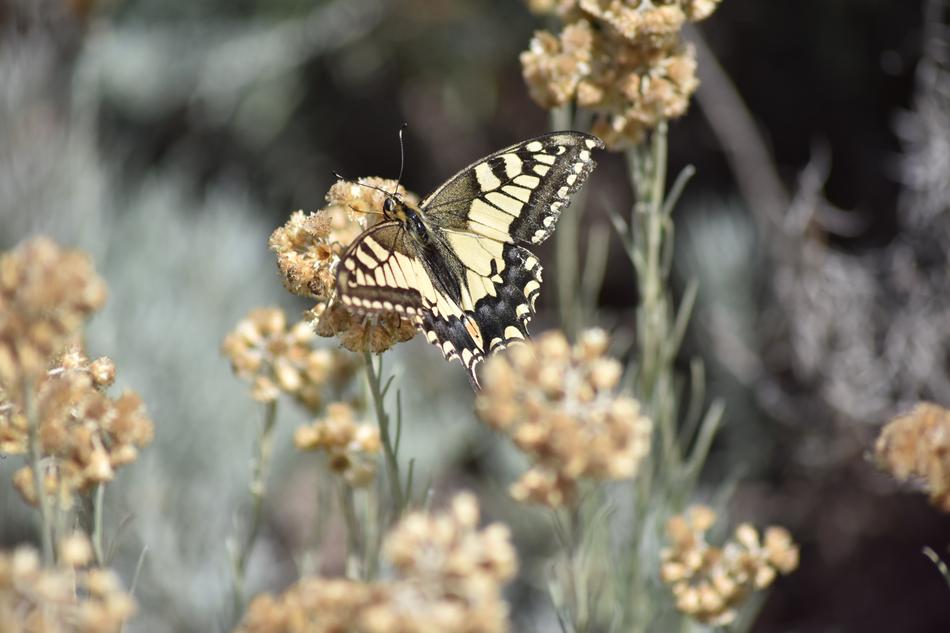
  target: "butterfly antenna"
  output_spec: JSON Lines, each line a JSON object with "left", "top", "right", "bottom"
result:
{"left": 393, "top": 122, "right": 408, "bottom": 196}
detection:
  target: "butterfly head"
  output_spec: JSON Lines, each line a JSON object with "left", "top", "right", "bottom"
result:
{"left": 382, "top": 195, "right": 401, "bottom": 219}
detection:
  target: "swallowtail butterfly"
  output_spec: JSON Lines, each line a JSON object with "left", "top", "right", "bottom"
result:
{"left": 337, "top": 131, "right": 604, "bottom": 388}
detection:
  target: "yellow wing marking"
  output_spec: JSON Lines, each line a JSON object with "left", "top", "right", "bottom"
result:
{"left": 500, "top": 153, "right": 522, "bottom": 178}
{"left": 468, "top": 198, "right": 514, "bottom": 242}
{"left": 475, "top": 162, "right": 501, "bottom": 191}
{"left": 485, "top": 191, "right": 523, "bottom": 216}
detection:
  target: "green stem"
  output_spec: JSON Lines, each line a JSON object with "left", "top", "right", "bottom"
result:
{"left": 363, "top": 352, "right": 404, "bottom": 516}
{"left": 23, "top": 377, "right": 53, "bottom": 565}
{"left": 232, "top": 399, "right": 278, "bottom": 614}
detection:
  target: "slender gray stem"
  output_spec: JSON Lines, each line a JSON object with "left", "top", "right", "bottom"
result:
{"left": 23, "top": 376, "right": 53, "bottom": 564}
{"left": 232, "top": 399, "right": 278, "bottom": 614}
{"left": 93, "top": 483, "right": 105, "bottom": 564}
{"left": 363, "top": 352, "right": 404, "bottom": 516}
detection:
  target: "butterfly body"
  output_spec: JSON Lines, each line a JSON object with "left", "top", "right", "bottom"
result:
{"left": 337, "top": 131, "right": 604, "bottom": 387}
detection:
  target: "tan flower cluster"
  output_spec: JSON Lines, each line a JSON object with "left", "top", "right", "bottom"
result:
{"left": 222, "top": 307, "right": 361, "bottom": 410}
{"left": 0, "top": 534, "right": 136, "bottom": 633}
{"left": 235, "top": 494, "right": 517, "bottom": 633}
{"left": 269, "top": 178, "right": 418, "bottom": 354}
{"left": 475, "top": 329, "right": 652, "bottom": 508}
{"left": 5, "top": 348, "right": 153, "bottom": 508}
{"left": 309, "top": 301, "right": 417, "bottom": 355}
{"left": 0, "top": 236, "right": 107, "bottom": 389}
{"left": 294, "top": 402, "right": 381, "bottom": 487}
{"left": 660, "top": 505, "right": 800, "bottom": 626}
{"left": 875, "top": 402, "right": 950, "bottom": 512}
{"left": 521, "top": 0, "right": 720, "bottom": 148}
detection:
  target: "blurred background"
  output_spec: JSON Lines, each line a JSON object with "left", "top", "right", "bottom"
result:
{"left": 1, "top": 0, "right": 949, "bottom": 631}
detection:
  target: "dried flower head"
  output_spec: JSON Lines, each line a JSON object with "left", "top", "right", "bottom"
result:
{"left": 660, "top": 505, "right": 800, "bottom": 626}
{"left": 270, "top": 179, "right": 418, "bottom": 354}
{"left": 0, "top": 236, "right": 107, "bottom": 390}
{"left": 0, "top": 537, "right": 136, "bottom": 633}
{"left": 6, "top": 351, "right": 154, "bottom": 508}
{"left": 294, "top": 402, "right": 381, "bottom": 487}
{"left": 309, "top": 301, "right": 417, "bottom": 355}
{"left": 520, "top": 0, "right": 719, "bottom": 148}
{"left": 476, "top": 329, "right": 652, "bottom": 507}
{"left": 222, "top": 307, "right": 361, "bottom": 410}
{"left": 875, "top": 402, "right": 950, "bottom": 512}
{"left": 235, "top": 494, "right": 517, "bottom": 633}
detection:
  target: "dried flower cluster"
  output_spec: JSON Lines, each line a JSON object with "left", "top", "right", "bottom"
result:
{"left": 521, "top": 0, "right": 721, "bottom": 148}
{"left": 269, "top": 178, "right": 417, "bottom": 354}
{"left": 0, "top": 236, "right": 107, "bottom": 389}
{"left": 660, "top": 505, "right": 800, "bottom": 626}
{"left": 222, "top": 307, "right": 361, "bottom": 410}
{"left": 0, "top": 534, "right": 136, "bottom": 633}
{"left": 475, "top": 329, "right": 652, "bottom": 507}
{"left": 874, "top": 402, "right": 950, "bottom": 512}
{"left": 294, "top": 402, "right": 381, "bottom": 487}
{"left": 4, "top": 347, "right": 153, "bottom": 508}
{"left": 235, "top": 493, "right": 517, "bottom": 633}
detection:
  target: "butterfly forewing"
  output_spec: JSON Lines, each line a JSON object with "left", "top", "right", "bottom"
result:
{"left": 421, "top": 131, "right": 603, "bottom": 246}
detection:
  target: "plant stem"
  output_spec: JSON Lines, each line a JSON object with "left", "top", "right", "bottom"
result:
{"left": 337, "top": 480, "right": 365, "bottom": 579}
{"left": 551, "top": 105, "right": 581, "bottom": 338}
{"left": 93, "top": 483, "right": 105, "bottom": 564}
{"left": 568, "top": 505, "right": 590, "bottom": 633}
{"left": 363, "top": 352, "right": 404, "bottom": 516}
{"left": 23, "top": 377, "right": 53, "bottom": 565}
{"left": 232, "top": 399, "right": 278, "bottom": 613}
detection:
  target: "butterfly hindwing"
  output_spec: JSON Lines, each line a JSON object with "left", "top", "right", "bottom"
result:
{"left": 422, "top": 131, "right": 603, "bottom": 246}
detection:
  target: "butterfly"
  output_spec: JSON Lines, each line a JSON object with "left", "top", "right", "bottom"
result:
{"left": 336, "top": 131, "right": 603, "bottom": 388}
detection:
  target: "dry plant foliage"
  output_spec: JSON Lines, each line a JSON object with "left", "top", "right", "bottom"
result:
{"left": 521, "top": 0, "right": 721, "bottom": 148}
{"left": 235, "top": 494, "right": 517, "bottom": 633}
{"left": 660, "top": 505, "right": 800, "bottom": 626}
{"left": 0, "top": 534, "right": 136, "bottom": 633}
{"left": 875, "top": 401, "right": 950, "bottom": 512}
{"left": 9, "top": 348, "right": 154, "bottom": 508}
{"left": 0, "top": 238, "right": 153, "bottom": 509}
{"left": 476, "top": 328, "right": 652, "bottom": 507}
{"left": 269, "top": 179, "right": 418, "bottom": 354}
{"left": 0, "top": 236, "right": 107, "bottom": 388}
{"left": 221, "top": 306, "right": 361, "bottom": 410}
{"left": 294, "top": 402, "right": 381, "bottom": 487}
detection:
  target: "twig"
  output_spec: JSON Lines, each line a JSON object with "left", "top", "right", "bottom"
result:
{"left": 923, "top": 546, "right": 950, "bottom": 589}
{"left": 685, "top": 24, "right": 789, "bottom": 238}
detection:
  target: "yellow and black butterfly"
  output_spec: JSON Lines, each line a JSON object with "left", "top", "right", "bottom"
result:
{"left": 336, "top": 131, "right": 604, "bottom": 388}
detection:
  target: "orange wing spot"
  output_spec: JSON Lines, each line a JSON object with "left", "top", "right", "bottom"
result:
{"left": 463, "top": 315, "right": 484, "bottom": 350}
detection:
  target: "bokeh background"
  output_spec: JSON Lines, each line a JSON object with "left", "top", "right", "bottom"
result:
{"left": 2, "top": 0, "right": 949, "bottom": 631}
